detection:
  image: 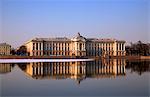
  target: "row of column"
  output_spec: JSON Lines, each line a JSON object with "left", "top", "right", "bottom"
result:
{"left": 86, "top": 64, "right": 125, "bottom": 75}
{"left": 87, "top": 43, "right": 114, "bottom": 51}
{"left": 75, "top": 42, "right": 85, "bottom": 51}
{"left": 31, "top": 64, "right": 87, "bottom": 76}
{"left": 117, "top": 43, "right": 125, "bottom": 51}
{"left": 33, "top": 42, "right": 43, "bottom": 51}
{"left": 30, "top": 63, "right": 125, "bottom": 77}
{"left": 44, "top": 42, "right": 70, "bottom": 51}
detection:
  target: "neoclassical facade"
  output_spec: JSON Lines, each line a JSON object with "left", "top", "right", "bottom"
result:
{"left": 25, "top": 33, "right": 125, "bottom": 57}
{"left": 0, "top": 43, "right": 11, "bottom": 55}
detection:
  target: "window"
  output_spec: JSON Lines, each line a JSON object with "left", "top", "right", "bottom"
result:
{"left": 36, "top": 43, "right": 38, "bottom": 50}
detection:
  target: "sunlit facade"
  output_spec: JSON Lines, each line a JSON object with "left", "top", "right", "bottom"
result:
{"left": 0, "top": 43, "right": 11, "bottom": 55}
{"left": 25, "top": 33, "right": 125, "bottom": 57}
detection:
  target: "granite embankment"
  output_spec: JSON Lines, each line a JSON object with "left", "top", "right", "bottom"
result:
{"left": 0, "top": 55, "right": 150, "bottom": 60}
{"left": 125, "top": 56, "right": 150, "bottom": 60}
{"left": 0, "top": 55, "right": 75, "bottom": 59}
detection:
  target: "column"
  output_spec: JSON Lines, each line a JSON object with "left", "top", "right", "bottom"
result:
{"left": 63, "top": 64, "right": 65, "bottom": 74}
{"left": 117, "top": 43, "right": 119, "bottom": 56}
{"left": 118, "top": 65, "right": 120, "bottom": 74}
{"left": 121, "top": 64, "right": 123, "bottom": 73}
{"left": 120, "top": 43, "right": 122, "bottom": 56}
{"left": 101, "top": 66, "right": 103, "bottom": 74}
{"left": 60, "top": 64, "right": 62, "bottom": 74}
{"left": 82, "top": 43, "right": 84, "bottom": 51}
{"left": 104, "top": 65, "right": 106, "bottom": 73}
{"left": 36, "top": 43, "right": 37, "bottom": 56}
{"left": 123, "top": 43, "right": 125, "bottom": 51}
{"left": 38, "top": 43, "right": 40, "bottom": 56}
{"left": 41, "top": 63, "right": 43, "bottom": 75}
{"left": 124, "top": 43, "right": 125, "bottom": 55}
{"left": 120, "top": 43, "right": 122, "bottom": 51}
{"left": 34, "top": 43, "right": 36, "bottom": 56}
{"left": 51, "top": 63, "right": 53, "bottom": 75}
{"left": 123, "top": 64, "right": 125, "bottom": 74}
{"left": 41, "top": 43, "right": 43, "bottom": 55}
{"left": 77, "top": 43, "right": 78, "bottom": 50}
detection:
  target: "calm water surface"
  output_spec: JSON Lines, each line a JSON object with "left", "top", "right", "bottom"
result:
{"left": 0, "top": 59, "right": 149, "bottom": 96}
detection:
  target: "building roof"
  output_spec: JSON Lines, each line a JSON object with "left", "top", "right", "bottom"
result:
{"left": 0, "top": 43, "right": 11, "bottom": 46}
{"left": 25, "top": 32, "right": 125, "bottom": 43}
{"left": 86, "top": 38, "right": 125, "bottom": 43}
{"left": 32, "top": 37, "right": 71, "bottom": 42}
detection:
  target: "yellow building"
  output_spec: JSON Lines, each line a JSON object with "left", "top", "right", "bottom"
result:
{"left": 0, "top": 43, "right": 11, "bottom": 55}
{"left": 24, "top": 33, "right": 125, "bottom": 57}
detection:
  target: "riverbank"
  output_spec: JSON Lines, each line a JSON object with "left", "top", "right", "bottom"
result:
{"left": 125, "top": 56, "right": 150, "bottom": 60}
{"left": 0, "top": 55, "right": 76, "bottom": 59}
{"left": 0, "top": 58, "right": 94, "bottom": 63}
{"left": 0, "top": 55, "right": 150, "bottom": 60}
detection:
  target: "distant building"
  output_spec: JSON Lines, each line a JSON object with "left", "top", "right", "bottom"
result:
{"left": 24, "top": 33, "right": 125, "bottom": 57}
{"left": 0, "top": 43, "right": 11, "bottom": 55}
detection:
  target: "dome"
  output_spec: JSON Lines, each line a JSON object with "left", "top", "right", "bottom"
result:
{"left": 71, "top": 32, "right": 86, "bottom": 42}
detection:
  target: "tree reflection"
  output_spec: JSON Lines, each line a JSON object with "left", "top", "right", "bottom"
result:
{"left": 126, "top": 60, "right": 150, "bottom": 75}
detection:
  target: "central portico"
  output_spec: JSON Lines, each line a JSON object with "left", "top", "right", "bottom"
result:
{"left": 71, "top": 32, "right": 86, "bottom": 56}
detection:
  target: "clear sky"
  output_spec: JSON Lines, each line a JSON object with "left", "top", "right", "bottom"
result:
{"left": 0, "top": 0, "right": 149, "bottom": 48}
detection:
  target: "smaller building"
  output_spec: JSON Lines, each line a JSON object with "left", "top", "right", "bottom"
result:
{"left": 0, "top": 43, "right": 11, "bottom": 55}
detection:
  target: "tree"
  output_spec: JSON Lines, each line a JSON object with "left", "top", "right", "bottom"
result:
{"left": 125, "top": 41, "right": 150, "bottom": 56}
{"left": 10, "top": 48, "right": 16, "bottom": 55}
{"left": 16, "top": 46, "right": 27, "bottom": 55}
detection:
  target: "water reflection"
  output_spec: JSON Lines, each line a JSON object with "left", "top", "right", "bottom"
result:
{"left": 1, "top": 59, "right": 149, "bottom": 96}
{"left": 15, "top": 59, "right": 126, "bottom": 84}
{"left": 0, "top": 63, "right": 14, "bottom": 74}
{"left": 126, "top": 60, "right": 150, "bottom": 75}
{"left": 0, "top": 59, "right": 149, "bottom": 83}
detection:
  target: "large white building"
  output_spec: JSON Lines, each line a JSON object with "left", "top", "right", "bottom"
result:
{"left": 25, "top": 33, "right": 125, "bottom": 57}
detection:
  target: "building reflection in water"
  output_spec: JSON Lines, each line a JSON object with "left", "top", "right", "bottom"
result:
{"left": 0, "top": 63, "right": 14, "bottom": 74}
{"left": 18, "top": 59, "right": 126, "bottom": 84}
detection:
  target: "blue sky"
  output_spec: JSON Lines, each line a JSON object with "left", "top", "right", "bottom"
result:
{"left": 0, "top": 0, "right": 149, "bottom": 48}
